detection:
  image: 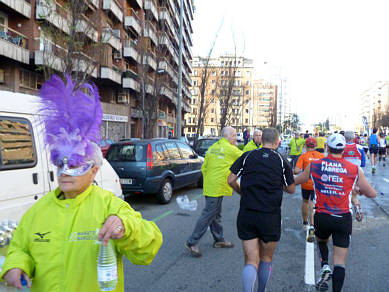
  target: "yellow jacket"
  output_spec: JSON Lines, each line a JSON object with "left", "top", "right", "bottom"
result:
{"left": 243, "top": 139, "right": 262, "bottom": 152}
{"left": 202, "top": 138, "right": 242, "bottom": 197}
{"left": 0, "top": 185, "right": 162, "bottom": 292}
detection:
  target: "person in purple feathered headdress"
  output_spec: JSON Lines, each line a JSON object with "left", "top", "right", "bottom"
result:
{"left": 1, "top": 75, "right": 163, "bottom": 291}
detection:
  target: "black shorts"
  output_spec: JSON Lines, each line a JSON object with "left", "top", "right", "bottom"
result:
{"left": 379, "top": 147, "right": 386, "bottom": 155}
{"left": 316, "top": 148, "right": 325, "bottom": 153}
{"left": 363, "top": 147, "right": 369, "bottom": 153}
{"left": 237, "top": 209, "right": 281, "bottom": 242}
{"left": 301, "top": 188, "right": 314, "bottom": 200}
{"left": 370, "top": 145, "right": 378, "bottom": 154}
{"left": 314, "top": 212, "right": 352, "bottom": 248}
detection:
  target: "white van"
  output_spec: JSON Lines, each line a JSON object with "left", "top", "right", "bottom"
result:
{"left": 0, "top": 91, "right": 123, "bottom": 223}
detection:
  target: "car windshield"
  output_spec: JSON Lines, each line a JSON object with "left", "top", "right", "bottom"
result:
{"left": 106, "top": 144, "right": 145, "bottom": 162}
{"left": 196, "top": 139, "right": 218, "bottom": 150}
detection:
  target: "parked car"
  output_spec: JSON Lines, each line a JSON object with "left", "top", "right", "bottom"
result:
{"left": 106, "top": 139, "right": 203, "bottom": 204}
{"left": 99, "top": 139, "right": 114, "bottom": 157}
{"left": 170, "top": 136, "right": 190, "bottom": 145}
{"left": 193, "top": 137, "right": 219, "bottom": 157}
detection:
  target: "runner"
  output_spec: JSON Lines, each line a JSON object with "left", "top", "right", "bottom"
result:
{"left": 288, "top": 132, "right": 304, "bottom": 169}
{"left": 342, "top": 131, "right": 366, "bottom": 222}
{"left": 378, "top": 132, "right": 386, "bottom": 167}
{"left": 228, "top": 127, "right": 295, "bottom": 292}
{"left": 294, "top": 137, "right": 324, "bottom": 240}
{"left": 386, "top": 132, "right": 389, "bottom": 156}
{"left": 295, "top": 133, "right": 376, "bottom": 292}
{"left": 316, "top": 132, "right": 327, "bottom": 153}
{"left": 360, "top": 134, "right": 369, "bottom": 159}
{"left": 369, "top": 128, "right": 379, "bottom": 174}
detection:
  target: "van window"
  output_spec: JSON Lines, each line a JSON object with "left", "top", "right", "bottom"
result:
{"left": 164, "top": 142, "right": 181, "bottom": 160}
{"left": 106, "top": 144, "right": 145, "bottom": 162}
{"left": 178, "top": 142, "right": 194, "bottom": 159}
{"left": 0, "top": 117, "right": 36, "bottom": 170}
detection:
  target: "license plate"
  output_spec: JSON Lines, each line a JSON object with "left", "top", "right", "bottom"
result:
{"left": 120, "top": 179, "right": 133, "bottom": 185}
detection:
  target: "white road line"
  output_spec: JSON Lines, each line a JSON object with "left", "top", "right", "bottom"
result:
{"left": 383, "top": 178, "right": 389, "bottom": 184}
{"left": 304, "top": 230, "right": 316, "bottom": 285}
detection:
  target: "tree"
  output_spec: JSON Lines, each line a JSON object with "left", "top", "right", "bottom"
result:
{"left": 283, "top": 113, "right": 301, "bottom": 133}
{"left": 36, "top": 0, "right": 103, "bottom": 87}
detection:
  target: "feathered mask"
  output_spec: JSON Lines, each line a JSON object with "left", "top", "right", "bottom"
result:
{"left": 39, "top": 75, "right": 103, "bottom": 168}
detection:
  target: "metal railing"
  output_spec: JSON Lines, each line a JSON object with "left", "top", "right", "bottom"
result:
{"left": 0, "top": 24, "right": 28, "bottom": 49}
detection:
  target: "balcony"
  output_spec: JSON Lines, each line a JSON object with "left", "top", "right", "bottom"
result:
{"left": 123, "top": 76, "right": 140, "bottom": 92}
{"left": 72, "top": 52, "right": 98, "bottom": 78}
{"left": 36, "top": 1, "right": 70, "bottom": 34}
{"left": 35, "top": 50, "right": 62, "bottom": 72}
{"left": 1, "top": 0, "right": 31, "bottom": 18}
{"left": 102, "top": 0, "right": 123, "bottom": 23}
{"left": 159, "top": 32, "right": 178, "bottom": 65}
{"left": 159, "top": 7, "right": 175, "bottom": 38}
{"left": 101, "top": 66, "right": 122, "bottom": 84}
{"left": 0, "top": 27, "right": 29, "bottom": 64}
{"left": 127, "top": 0, "right": 143, "bottom": 9}
{"left": 160, "top": 85, "right": 174, "bottom": 102}
{"left": 75, "top": 16, "right": 98, "bottom": 42}
{"left": 144, "top": 21, "right": 157, "bottom": 45}
{"left": 123, "top": 39, "right": 139, "bottom": 62}
{"left": 124, "top": 8, "right": 141, "bottom": 35}
{"left": 88, "top": 0, "right": 99, "bottom": 9}
{"left": 143, "top": 53, "right": 157, "bottom": 71}
{"left": 102, "top": 28, "right": 122, "bottom": 52}
{"left": 159, "top": 59, "right": 178, "bottom": 85}
{"left": 144, "top": 0, "right": 158, "bottom": 21}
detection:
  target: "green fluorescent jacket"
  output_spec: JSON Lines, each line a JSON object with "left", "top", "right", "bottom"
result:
{"left": 243, "top": 140, "right": 262, "bottom": 152}
{"left": 201, "top": 138, "right": 243, "bottom": 197}
{"left": 0, "top": 185, "right": 163, "bottom": 292}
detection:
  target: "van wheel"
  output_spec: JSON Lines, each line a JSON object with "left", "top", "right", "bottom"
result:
{"left": 157, "top": 179, "right": 173, "bottom": 204}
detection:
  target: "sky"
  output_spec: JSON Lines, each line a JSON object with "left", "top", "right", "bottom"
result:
{"left": 191, "top": 0, "right": 389, "bottom": 128}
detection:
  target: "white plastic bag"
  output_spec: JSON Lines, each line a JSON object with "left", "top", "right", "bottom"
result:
{"left": 176, "top": 195, "right": 198, "bottom": 211}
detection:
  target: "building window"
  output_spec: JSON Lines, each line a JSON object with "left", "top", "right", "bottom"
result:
{"left": 246, "top": 90, "right": 250, "bottom": 95}
{"left": 211, "top": 118, "right": 214, "bottom": 123}
{"left": 193, "top": 80, "right": 197, "bottom": 86}
{"left": 211, "top": 89, "right": 215, "bottom": 95}
{"left": 0, "top": 12, "right": 8, "bottom": 31}
{"left": 192, "top": 108, "right": 197, "bottom": 115}
{"left": 246, "top": 71, "right": 250, "bottom": 77}
{"left": 211, "top": 98, "right": 215, "bottom": 103}
{"left": 246, "top": 109, "right": 249, "bottom": 113}
{"left": 211, "top": 79, "right": 216, "bottom": 85}
{"left": 245, "top": 119, "right": 248, "bottom": 124}
{"left": 246, "top": 81, "right": 250, "bottom": 86}
{"left": 194, "top": 70, "right": 198, "bottom": 76}
{"left": 211, "top": 108, "right": 215, "bottom": 113}
{"left": 212, "top": 71, "right": 216, "bottom": 76}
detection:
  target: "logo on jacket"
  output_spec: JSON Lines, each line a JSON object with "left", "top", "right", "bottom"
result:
{"left": 34, "top": 232, "right": 51, "bottom": 242}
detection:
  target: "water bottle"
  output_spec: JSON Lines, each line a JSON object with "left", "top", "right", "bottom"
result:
{"left": 176, "top": 195, "right": 197, "bottom": 211}
{"left": 97, "top": 240, "right": 118, "bottom": 291}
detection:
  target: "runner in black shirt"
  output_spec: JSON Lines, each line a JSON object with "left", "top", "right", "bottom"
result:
{"left": 228, "top": 127, "right": 295, "bottom": 292}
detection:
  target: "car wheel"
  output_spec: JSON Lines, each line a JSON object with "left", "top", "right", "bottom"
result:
{"left": 157, "top": 179, "right": 173, "bottom": 204}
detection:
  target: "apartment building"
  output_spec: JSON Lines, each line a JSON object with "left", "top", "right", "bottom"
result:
{"left": 360, "top": 80, "right": 389, "bottom": 131}
{"left": 0, "top": 0, "right": 193, "bottom": 140}
{"left": 185, "top": 55, "right": 253, "bottom": 137}
{"left": 252, "top": 79, "right": 277, "bottom": 128}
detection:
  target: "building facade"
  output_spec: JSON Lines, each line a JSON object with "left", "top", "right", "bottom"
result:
{"left": 252, "top": 79, "right": 277, "bottom": 128}
{"left": 185, "top": 55, "right": 254, "bottom": 137}
{"left": 0, "top": 0, "right": 193, "bottom": 140}
{"left": 360, "top": 81, "right": 389, "bottom": 132}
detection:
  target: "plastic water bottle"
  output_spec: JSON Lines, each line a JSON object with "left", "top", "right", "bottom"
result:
{"left": 176, "top": 195, "right": 197, "bottom": 211}
{"left": 97, "top": 240, "right": 118, "bottom": 291}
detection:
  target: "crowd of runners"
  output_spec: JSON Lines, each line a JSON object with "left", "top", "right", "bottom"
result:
{"left": 184, "top": 126, "right": 379, "bottom": 292}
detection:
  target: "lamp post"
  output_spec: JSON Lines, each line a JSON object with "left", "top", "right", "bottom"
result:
{"left": 177, "top": 0, "right": 184, "bottom": 138}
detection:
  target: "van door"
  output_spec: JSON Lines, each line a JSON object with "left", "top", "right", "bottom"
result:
{"left": 0, "top": 115, "right": 47, "bottom": 221}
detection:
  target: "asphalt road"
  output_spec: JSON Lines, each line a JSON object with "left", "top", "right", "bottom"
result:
{"left": 123, "top": 160, "right": 389, "bottom": 292}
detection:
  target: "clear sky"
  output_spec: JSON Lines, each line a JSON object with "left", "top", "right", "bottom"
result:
{"left": 191, "top": 0, "right": 389, "bottom": 127}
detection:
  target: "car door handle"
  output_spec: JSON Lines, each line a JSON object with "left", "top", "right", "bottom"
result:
{"left": 49, "top": 171, "right": 54, "bottom": 182}
{"left": 32, "top": 173, "right": 38, "bottom": 184}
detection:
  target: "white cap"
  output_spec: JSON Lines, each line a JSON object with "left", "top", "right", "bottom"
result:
{"left": 327, "top": 133, "right": 346, "bottom": 149}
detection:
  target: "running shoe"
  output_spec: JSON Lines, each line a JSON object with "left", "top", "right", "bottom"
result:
{"left": 307, "top": 226, "right": 315, "bottom": 242}
{"left": 303, "top": 222, "right": 309, "bottom": 231}
{"left": 316, "top": 264, "right": 332, "bottom": 291}
{"left": 372, "top": 167, "right": 376, "bottom": 174}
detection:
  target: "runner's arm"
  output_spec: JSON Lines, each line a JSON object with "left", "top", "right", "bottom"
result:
{"left": 227, "top": 172, "right": 241, "bottom": 195}
{"left": 356, "top": 167, "right": 376, "bottom": 198}
{"left": 294, "top": 166, "right": 302, "bottom": 174}
{"left": 294, "top": 164, "right": 311, "bottom": 186}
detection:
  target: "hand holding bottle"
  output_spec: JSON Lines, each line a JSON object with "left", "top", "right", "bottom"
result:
{"left": 2, "top": 268, "right": 31, "bottom": 290}
{"left": 98, "top": 215, "right": 125, "bottom": 246}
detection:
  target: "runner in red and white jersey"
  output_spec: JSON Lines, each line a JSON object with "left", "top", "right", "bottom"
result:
{"left": 295, "top": 133, "right": 376, "bottom": 292}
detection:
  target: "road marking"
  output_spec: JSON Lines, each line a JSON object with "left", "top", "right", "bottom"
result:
{"left": 383, "top": 178, "right": 389, "bottom": 184}
{"left": 152, "top": 210, "right": 173, "bottom": 222}
{"left": 305, "top": 230, "right": 315, "bottom": 285}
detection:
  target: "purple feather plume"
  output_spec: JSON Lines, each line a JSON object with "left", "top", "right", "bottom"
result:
{"left": 39, "top": 75, "right": 103, "bottom": 167}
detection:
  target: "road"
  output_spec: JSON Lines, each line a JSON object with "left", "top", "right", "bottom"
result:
{"left": 123, "top": 161, "right": 389, "bottom": 292}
